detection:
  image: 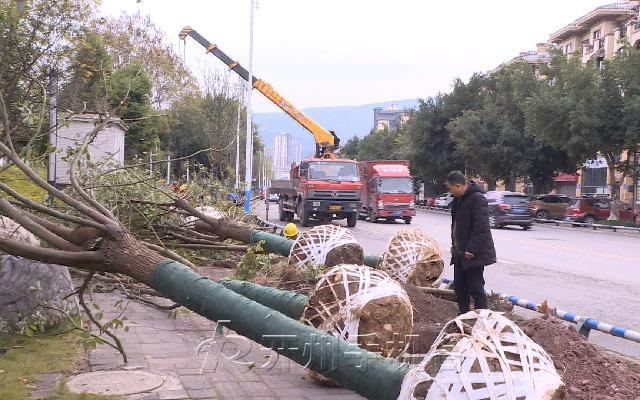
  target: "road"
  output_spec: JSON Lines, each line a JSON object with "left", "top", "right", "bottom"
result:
{"left": 256, "top": 202, "right": 640, "bottom": 358}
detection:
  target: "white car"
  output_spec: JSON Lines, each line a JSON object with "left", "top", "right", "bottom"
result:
{"left": 434, "top": 193, "right": 454, "bottom": 209}
{"left": 268, "top": 193, "right": 279, "bottom": 202}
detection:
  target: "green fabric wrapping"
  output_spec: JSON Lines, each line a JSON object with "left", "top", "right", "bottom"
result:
{"left": 151, "top": 260, "right": 408, "bottom": 400}
{"left": 218, "top": 279, "right": 307, "bottom": 319}
{"left": 364, "top": 254, "right": 382, "bottom": 268}
{"left": 250, "top": 230, "right": 293, "bottom": 256}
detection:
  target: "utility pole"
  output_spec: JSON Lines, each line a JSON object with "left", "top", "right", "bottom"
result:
{"left": 235, "top": 84, "right": 242, "bottom": 190}
{"left": 243, "top": 0, "right": 256, "bottom": 214}
{"left": 47, "top": 68, "right": 58, "bottom": 192}
{"left": 166, "top": 154, "right": 171, "bottom": 184}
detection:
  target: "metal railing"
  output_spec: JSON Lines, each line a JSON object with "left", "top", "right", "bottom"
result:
{"left": 440, "top": 278, "right": 640, "bottom": 344}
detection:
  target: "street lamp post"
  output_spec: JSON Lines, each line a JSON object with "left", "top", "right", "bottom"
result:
{"left": 235, "top": 83, "right": 243, "bottom": 190}
{"left": 243, "top": 0, "right": 256, "bottom": 214}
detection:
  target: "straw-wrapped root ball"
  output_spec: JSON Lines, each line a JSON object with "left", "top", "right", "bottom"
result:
{"left": 302, "top": 264, "right": 413, "bottom": 358}
{"left": 289, "top": 224, "right": 364, "bottom": 271}
{"left": 0, "top": 216, "right": 40, "bottom": 248}
{"left": 399, "top": 309, "right": 565, "bottom": 400}
{"left": 379, "top": 229, "right": 444, "bottom": 286}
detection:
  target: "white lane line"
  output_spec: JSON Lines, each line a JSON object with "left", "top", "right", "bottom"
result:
{"left": 498, "top": 259, "right": 519, "bottom": 265}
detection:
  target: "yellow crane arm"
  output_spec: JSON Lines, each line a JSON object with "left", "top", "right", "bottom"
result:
{"left": 179, "top": 26, "right": 339, "bottom": 158}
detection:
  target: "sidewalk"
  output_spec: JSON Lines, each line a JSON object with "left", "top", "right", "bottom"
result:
{"left": 85, "top": 287, "right": 365, "bottom": 400}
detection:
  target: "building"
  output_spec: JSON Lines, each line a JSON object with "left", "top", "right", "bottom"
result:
{"left": 54, "top": 114, "right": 127, "bottom": 185}
{"left": 548, "top": 1, "right": 640, "bottom": 204}
{"left": 493, "top": 43, "right": 552, "bottom": 75}
{"left": 272, "top": 133, "right": 302, "bottom": 179}
{"left": 549, "top": 1, "right": 640, "bottom": 65}
{"left": 373, "top": 104, "right": 411, "bottom": 131}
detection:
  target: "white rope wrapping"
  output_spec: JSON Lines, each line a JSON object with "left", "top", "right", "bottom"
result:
{"left": 0, "top": 216, "right": 40, "bottom": 247}
{"left": 399, "top": 310, "right": 564, "bottom": 400}
{"left": 288, "top": 224, "right": 359, "bottom": 271}
{"left": 184, "top": 206, "right": 225, "bottom": 228}
{"left": 380, "top": 229, "right": 444, "bottom": 286}
{"left": 302, "top": 264, "right": 413, "bottom": 357}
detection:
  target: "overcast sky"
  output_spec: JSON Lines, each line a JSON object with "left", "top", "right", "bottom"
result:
{"left": 99, "top": 0, "right": 610, "bottom": 112}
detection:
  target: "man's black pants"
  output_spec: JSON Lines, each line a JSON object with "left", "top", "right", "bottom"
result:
{"left": 453, "top": 263, "right": 487, "bottom": 314}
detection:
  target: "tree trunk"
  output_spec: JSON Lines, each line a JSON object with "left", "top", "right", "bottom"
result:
{"left": 604, "top": 153, "right": 621, "bottom": 220}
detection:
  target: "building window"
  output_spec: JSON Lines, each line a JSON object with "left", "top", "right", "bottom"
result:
{"left": 593, "top": 29, "right": 601, "bottom": 40}
{"left": 619, "top": 24, "right": 627, "bottom": 38}
{"left": 565, "top": 43, "right": 572, "bottom": 53}
{"left": 582, "top": 166, "right": 608, "bottom": 195}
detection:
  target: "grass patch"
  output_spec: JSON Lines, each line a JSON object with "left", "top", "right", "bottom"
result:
{"left": 0, "top": 330, "right": 120, "bottom": 400}
{"left": 0, "top": 164, "right": 48, "bottom": 202}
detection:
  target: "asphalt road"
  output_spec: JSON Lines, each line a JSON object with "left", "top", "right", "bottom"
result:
{"left": 257, "top": 202, "right": 640, "bottom": 358}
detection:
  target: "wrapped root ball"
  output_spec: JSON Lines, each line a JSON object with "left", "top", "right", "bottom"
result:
{"left": 399, "top": 310, "right": 564, "bottom": 400}
{"left": 289, "top": 224, "right": 363, "bottom": 270}
{"left": 0, "top": 216, "right": 40, "bottom": 247}
{"left": 380, "top": 229, "right": 444, "bottom": 286}
{"left": 302, "top": 264, "right": 413, "bottom": 358}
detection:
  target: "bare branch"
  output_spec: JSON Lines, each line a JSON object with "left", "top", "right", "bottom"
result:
{"left": 78, "top": 272, "right": 127, "bottom": 363}
{"left": 94, "top": 147, "right": 216, "bottom": 178}
{"left": 68, "top": 114, "right": 118, "bottom": 220}
{"left": 168, "top": 231, "right": 224, "bottom": 246}
{"left": 0, "top": 237, "right": 104, "bottom": 269}
{"left": 0, "top": 136, "right": 115, "bottom": 226}
{"left": 164, "top": 243, "right": 248, "bottom": 252}
{"left": 0, "top": 181, "right": 105, "bottom": 230}
{"left": 0, "top": 199, "right": 79, "bottom": 251}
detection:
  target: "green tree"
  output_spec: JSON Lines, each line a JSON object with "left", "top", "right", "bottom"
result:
{"left": 340, "top": 136, "right": 360, "bottom": 159}
{"left": 109, "top": 61, "right": 160, "bottom": 159}
{"left": 526, "top": 50, "right": 633, "bottom": 209}
{"left": 59, "top": 31, "right": 113, "bottom": 113}
{"left": 95, "top": 12, "right": 198, "bottom": 109}
{"left": 0, "top": 0, "right": 98, "bottom": 146}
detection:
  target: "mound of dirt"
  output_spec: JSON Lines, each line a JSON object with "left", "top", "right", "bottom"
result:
{"left": 403, "top": 284, "right": 460, "bottom": 354}
{"left": 520, "top": 317, "right": 640, "bottom": 400}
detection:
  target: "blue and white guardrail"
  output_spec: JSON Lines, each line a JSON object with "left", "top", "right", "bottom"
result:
{"left": 441, "top": 277, "right": 640, "bottom": 343}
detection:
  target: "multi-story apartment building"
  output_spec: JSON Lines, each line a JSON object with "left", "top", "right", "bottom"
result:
{"left": 373, "top": 105, "right": 411, "bottom": 132}
{"left": 272, "top": 133, "right": 302, "bottom": 180}
{"left": 548, "top": 1, "right": 640, "bottom": 205}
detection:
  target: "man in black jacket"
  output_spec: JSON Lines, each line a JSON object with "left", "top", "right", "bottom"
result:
{"left": 446, "top": 171, "right": 497, "bottom": 314}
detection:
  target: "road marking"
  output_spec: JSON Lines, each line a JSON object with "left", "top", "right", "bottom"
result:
{"left": 499, "top": 259, "right": 519, "bottom": 265}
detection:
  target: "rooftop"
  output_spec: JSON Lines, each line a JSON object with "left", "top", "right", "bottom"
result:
{"left": 549, "top": 1, "right": 639, "bottom": 43}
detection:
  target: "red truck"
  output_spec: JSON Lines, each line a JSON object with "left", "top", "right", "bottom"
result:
{"left": 271, "top": 159, "right": 362, "bottom": 227}
{"left": 358, "top": 160, "right": 415, "bottom": 224}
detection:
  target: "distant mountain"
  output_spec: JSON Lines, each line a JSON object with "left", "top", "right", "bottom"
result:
{"left": 254, "top": 99, "right": 419, "bottom": 156}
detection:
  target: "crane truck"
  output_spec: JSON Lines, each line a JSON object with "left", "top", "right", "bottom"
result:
{"left": 179, "top": 27, "right": 362, "bottom": 227}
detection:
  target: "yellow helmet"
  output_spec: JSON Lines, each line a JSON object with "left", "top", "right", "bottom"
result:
{"left": 283, "top": 223, "right": 299, "bottom": 238}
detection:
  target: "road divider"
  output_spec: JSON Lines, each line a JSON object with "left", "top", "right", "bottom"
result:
{"left": 441, "top": 277, "right": 640, "bottom": 344}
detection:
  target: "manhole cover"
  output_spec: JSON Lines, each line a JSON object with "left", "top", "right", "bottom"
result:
{"left": 67, "top": 370, "right": 166, "bottom": 395}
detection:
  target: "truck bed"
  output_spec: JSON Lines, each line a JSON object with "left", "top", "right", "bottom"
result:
{"left": 269, "top": 180, "right": 295, "bottom": 196}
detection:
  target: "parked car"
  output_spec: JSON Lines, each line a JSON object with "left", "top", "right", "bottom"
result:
{"left": 485, "top": 191, "right": 534, "bottom": 230}
{"left": 426, "top": 196, "right": 436, "bottom": 207}
{"left": 530, "top": 194, "right": 573, "bottom": 219}
{"left": 434, "top": 193, "right": 454, "bottom": 209}
{"left": 564, "top": 197, "right": 636, "bottom": 224}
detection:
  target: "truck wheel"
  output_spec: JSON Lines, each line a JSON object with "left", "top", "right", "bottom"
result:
{"left": 368, "top": 209, "right": 377, "bottom": 223}
{"left": 347, "top": 212, "right": 357, "bottom": 227}
{"left": 298, "top": 202, "right": 310, "bottom": 227}
{"left": 403, "top": 217, "right": 412, "bottom": 225}
{"left": 278, "top": 200, "right": 286, "bottom": 221}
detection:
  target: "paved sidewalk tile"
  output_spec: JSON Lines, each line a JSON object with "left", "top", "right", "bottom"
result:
{"left": 84, "top": 292, "right": 366, "bottom": 399}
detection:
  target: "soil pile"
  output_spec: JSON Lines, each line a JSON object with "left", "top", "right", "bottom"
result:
{"left": 520, "top": 318, "right": 640, "bottom": 400}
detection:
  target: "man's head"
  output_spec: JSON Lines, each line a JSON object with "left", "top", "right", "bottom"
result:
{"left": 446, "top": 171, "right": 468, "bottom": 198}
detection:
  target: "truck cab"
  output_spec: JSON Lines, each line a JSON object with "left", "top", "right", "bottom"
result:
{"left": 359, "top": 161, "right": 415, "bottom": 224}
{"left": 271, "top": 159, "right": 362, "bottom": 227}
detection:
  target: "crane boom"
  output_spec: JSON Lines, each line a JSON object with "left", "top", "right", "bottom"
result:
{"left": 179, "top": 26, "right": 339, "bottom": 158}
